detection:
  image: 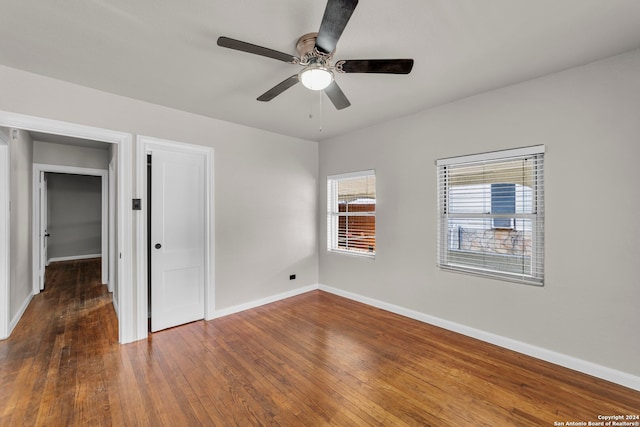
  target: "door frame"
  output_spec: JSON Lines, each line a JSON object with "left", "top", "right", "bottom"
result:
{"left": 32, "top": 164, "right": 108, "bottom": 294}
{"left": 108, "top": 160, "right": 116, "bottom": 294}
{"left": 0, "top": 130, "right": 10, "bottom": 339}
{"left": 136, "top": 135, "right": 214, "bottom": 339}
{"left": 0, "top": 110, "right": 135, "bottom": 343}
{"left": 38, "top": 172, "right": 48, "bottom": 289}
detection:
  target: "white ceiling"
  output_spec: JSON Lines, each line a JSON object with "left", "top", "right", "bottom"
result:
{"left": 1, "top": 0, "right": 639, "bottom": 142}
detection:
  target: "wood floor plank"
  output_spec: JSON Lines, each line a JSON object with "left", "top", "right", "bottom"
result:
{"left": 238, "top": 309, "right": 423, "bottom": 425}
{"left": 0, "top": 258, "right": 638, "bottom": 426}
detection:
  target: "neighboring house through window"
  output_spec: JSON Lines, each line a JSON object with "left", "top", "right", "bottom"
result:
{"left": 436, "top": 146, "right": 545, "bottom": 285}
{"left": 491, "top": 183, "right": 516, "bottom": 229}
{"left": 327, "top": 170, "right": 376, "bottom": 257}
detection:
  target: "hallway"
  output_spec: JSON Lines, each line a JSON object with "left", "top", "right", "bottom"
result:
{"left": 0, "top": 259, "right": 118, "bottom": 424}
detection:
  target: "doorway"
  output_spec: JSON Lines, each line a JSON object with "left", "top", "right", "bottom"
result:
{"left": 32, "top": 165, "right": 108, "bottom": 295}
{"left": 0, "top": 111, "right": 134, "bottom": 343}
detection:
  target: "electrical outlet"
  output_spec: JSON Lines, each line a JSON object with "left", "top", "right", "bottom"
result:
{"left": 289, "top": 274, "right": 296, "bottom": 280}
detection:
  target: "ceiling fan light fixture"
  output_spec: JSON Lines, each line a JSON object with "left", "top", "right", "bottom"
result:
{"left": 299, "top": 65, "right": 333, "bottom": 91}
{"left": 217, "top": 0, "right": 413, "bottom": 109}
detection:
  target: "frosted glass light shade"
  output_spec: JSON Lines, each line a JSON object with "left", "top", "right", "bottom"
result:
{"left": 299, "top": 66, "right": 333, "bottom": 91}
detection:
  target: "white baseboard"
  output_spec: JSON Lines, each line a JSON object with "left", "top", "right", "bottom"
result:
{"left": 48, "top": 254, "right": 101, "bottom": 264}
{"left": 211, "top": 284, "right": 319, "bottom": 320}
{"left": 318, "top": 284, "right": 640, "bottom": 392}
{"left": 8, "top": 292, "right": 33, "bottom": 336}
{"left": 112, "top": 293, "right": 119, "bottom": 318}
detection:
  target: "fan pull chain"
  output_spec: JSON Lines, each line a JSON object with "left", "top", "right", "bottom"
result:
{"left": 318, "top": 90, "right": 323, "bottom": 133}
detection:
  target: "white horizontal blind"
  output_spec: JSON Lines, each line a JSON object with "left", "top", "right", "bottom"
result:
{"left": 327, "top": 170, "right": 376, "bottom": 257}
{"left": 436, "top": 146, "right": 544, "bottom": 285}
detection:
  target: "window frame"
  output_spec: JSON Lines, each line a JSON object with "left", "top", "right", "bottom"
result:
{"left": 327, "top": 170, "right": 376, "bottom": 259}
{"left": 436, "top": 146, "right": 545, "bottom": 286}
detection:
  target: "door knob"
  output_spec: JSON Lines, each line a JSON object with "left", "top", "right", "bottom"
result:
{"left": 155, "top": 243, "right": 162, "bottom": 249}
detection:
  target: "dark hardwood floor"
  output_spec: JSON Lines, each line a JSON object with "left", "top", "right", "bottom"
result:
{"left": 0, "top": 259, "right": 638, "bottom": 426}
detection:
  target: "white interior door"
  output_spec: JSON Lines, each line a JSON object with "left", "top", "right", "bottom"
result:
{"left": 150, "top": 148, "right": 205, "bottom": 332}
{"left": 38, "top": 172, "right": 48, "bottom": 291}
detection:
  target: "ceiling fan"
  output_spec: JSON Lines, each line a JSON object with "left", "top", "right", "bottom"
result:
{"left": 217, "top": 0, "right": 414, "bottom": 110}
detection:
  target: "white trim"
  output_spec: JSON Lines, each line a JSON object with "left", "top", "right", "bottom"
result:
{"left": 0, "top": 112, "right": 128, "bottom": 144}
{"left": 117, "top": 135, "right": 133, "bottom": 344}
{"left": 112, "top": 292, "right": 119, "bottom": 317}
{"left": 436, "top": 144, "right": 545, "bottom": 166}
{"left": 327, "top": 248, "right": 376, "bottom": 260}
{"left": 32, "top": 163, "right": 106, "bottom": 175}
{"left": 0, "top": 130, "right": 10, "bottom": 339}
{"left": 212, "top": 285, "right": 318, "bottom": 319}
{"left": 108, "top": 161, "right": 116, "bottom": 293}
{"left": 326, "top": 169, "right": 375, "bottom": 181}
{"left": 48, "top": 254, "right": 101, "bottom": 263}
{"left": 8, "top": 293, "right": 32, "bottom": 334}
{"left": 0, "top": 110, "right": 134, "bottom": 344}
{"left": 317, "top": 284, "right": 640, "bottom": 392}
{"left": 101, "top": 170, "right": 108, "bottom": 284}
{"left": 135, "top": 135, "right": 215, "bottom": 339}
{"left": 32, "top": 163, "right": 108, "bottom": 295}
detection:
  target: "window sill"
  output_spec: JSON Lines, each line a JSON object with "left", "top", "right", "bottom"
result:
{"left": 328, "top": 249, "right": 375, "bottom": 260}
{"left": 438, "top": 263, "right": 543, "bottom": 287}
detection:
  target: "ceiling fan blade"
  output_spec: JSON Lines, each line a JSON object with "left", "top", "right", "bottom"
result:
{"left": 217, "top": 36, "right": 297, "bottom": 63}
{"left": 315, "top": 0, "right": 358, "bottom": 54}
{"left": 324, "top": 81, "right": 351, "bottom": 110}
{"left": 257, "top": 75, "right": 299, "bottom": 102}
{"left": 338, "top": 59, "right": 414, "bottom": 74}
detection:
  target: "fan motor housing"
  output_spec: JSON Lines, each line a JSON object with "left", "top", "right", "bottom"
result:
{"left": 296, "top": 32, "right": 319, "bottom": 57}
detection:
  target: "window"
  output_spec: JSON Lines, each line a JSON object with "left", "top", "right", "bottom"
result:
{"left": 327, "top": 170, "right": 376, "bottom": 257}
{"left": 437, "top": 146, "right": 544, "bottom": 285}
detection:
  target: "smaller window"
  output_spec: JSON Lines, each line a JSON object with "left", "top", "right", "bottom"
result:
{"left": 327, "top": 170, "right": 376, "bottom": 257}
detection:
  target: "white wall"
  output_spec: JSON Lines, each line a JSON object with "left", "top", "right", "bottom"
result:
{"left": 33, "top": 141, "right": 109, "bottom": 170}
{"left": 319, "top": 49, "right": 640, "bottom": 378}
{"left": 9, "top": 129, "right": 34, "bottom": 321}
{"left": 46, "top": 173, "right": 102, "bottom": 260}
{"left": 0, "top": 64, "right": 318, "bottom": 318}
